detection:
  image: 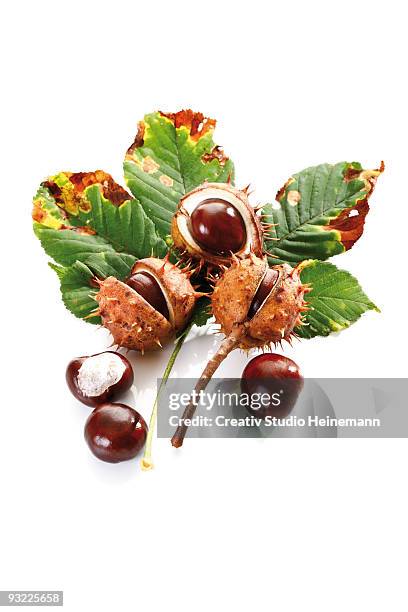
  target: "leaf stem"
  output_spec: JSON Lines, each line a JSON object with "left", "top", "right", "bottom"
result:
{"left": 140, "top": 322, "right": 193, "bottom": 471}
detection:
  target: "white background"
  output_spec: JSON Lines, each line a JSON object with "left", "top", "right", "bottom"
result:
{"left": 1, "top": 1, "right": 407, "bottom": 610}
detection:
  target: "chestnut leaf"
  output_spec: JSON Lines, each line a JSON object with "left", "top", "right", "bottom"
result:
{"left": 296, "top": 261, "right": 379, "bottom": 339}
{"left": 50, "top": 261, "right": 101, "bottom": 324}
{"left": 49, "top": 251, "right": 139, "bottom": 324}
{"left": 123, "top": 111, "right": 234, "bottom": 239}
{"left": 33, "top": 173, "right": 167, "bottom": 267}
{"left": 263, "top": 161, "right": 384, "bottom": 265}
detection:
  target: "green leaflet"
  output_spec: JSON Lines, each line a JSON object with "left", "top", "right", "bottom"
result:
{"left": 123, "top": 111, "right": 234, "bottom": 238}
{"left": 296, "top": 261, "right": 379, "bottom": 339}
{"left": 191, "top": 297, "right": 212, "bottom": 328}
{"left": 49, "top": 261, "right": 101, "bottom": 324}
{"left": 83, "top": 252, "right": 136, "bottom": 280}
{"left": 33, "top": 172, "right": 167, "bottom": 266}
{"left": 49, "top": 252, "right": 137, "bottom": 323}
{"left": 263, "top": 161, "right": 383, "bottom": 265}
{"left": 34, "top": 223, "right": 117, "bottom": 267}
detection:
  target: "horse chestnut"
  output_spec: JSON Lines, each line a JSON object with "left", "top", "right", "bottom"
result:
{"left": 189, "top": 198, "right": 246, "bottom": 255}
{"left": 241, "top": 353, "right": 303, "bottom": 419}
{"left": 171, "top": 182, "right": 263, "bottom": 267}
{"left": 126, "top": 271, "right": 170, "bottom": 320}
{"left": 247, "top": 268, "right": 279, "bottom": 319}
{"left": 84, "top": 402, "right": 148, "bottom": 463}
{"left": 66, "top": 351, "right": 133, "bottom": 407}
{"left": 95, "top": 257, "right": 198, "bottom": 352}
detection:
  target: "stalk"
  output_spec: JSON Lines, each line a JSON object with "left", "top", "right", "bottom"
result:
{"left": 171, "top": 324, "right": 245, "bottom": 448}
{"left": 141, "top": 321, "right": 194, "bottom": 470}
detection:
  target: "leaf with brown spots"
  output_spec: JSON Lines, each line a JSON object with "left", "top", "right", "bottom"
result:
{"left": 33, "top": 171, "right": 167, "bottom": 266}
{"left": 40, "top": 170, "right": 131, "bottom": 217}
{"left": 124, "top": 110, "right": 234, "bottom": 238}
{"left": 159, "top": 110, "right": 216, "bottom": 141}
{"left": 262, "top": 161, "right": 384, "bottom": 265}
{"left": 201, "top": 145, "right": 229, "bottom": 166}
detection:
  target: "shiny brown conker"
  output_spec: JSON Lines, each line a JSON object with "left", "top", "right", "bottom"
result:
{"left": 189, "top": 198, "right": 246, "bottom": 255}
{"left": 66, "top": 351, "right": 134, "bottom": 407}
{"left": 84, "top": 402, "right": 148, "bottom": 463}
{"left": 126, "top": 271, "right": 169, "bottom": 320}
{"left": 241, "top": 353, "right": 303, "bottom": 419}
{"left": 247, "top": 268, "right": 279, "bottom": 319}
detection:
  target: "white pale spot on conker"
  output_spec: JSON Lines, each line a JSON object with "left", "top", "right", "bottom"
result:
{"left": 77, "top": 353, "right": 126, "bottom": 397}
{"left": 94, "top": 435, "right": 110, "bottom": 448}
{"left": 271, "top": 201, "right": 281, "bottom": 210}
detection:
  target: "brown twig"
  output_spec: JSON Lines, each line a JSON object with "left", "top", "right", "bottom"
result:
{"left": 171, "top": 324, "right": 246, "bottom": 447}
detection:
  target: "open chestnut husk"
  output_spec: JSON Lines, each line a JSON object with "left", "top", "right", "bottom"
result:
{"left": 171, "top": 182, "right": 263, "bottom": 267}
{"left": 241, "top": 353, "right": 304, "bottom": 419}
{"left": 211, "top": 254, "right": 310, "bottom": 349}
{"left": 66, "top": 351, "right": 133, "bottom": 407}
{"left": 95, "top": 257, "right": 201, "bottom": 352}
{"left": 84, "top": 402, "right": 148, "bottom": 463}
{"left": 171, "top": 255, "right": 310, "bottom": 447}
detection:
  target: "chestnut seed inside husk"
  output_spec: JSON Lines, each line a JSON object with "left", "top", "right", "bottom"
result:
{"left": 126, "top": 271, "right": 169, "bottom": 320}
{"left": 247, "top": 268, "right": 280, "bottom": 319}
{"left": 66, "top": 351, "right": 134, "bottom": 407}
{"left": 189, "top": 198, "right": 246, "bottom": 255}
{"left": 96, "top": 257, "right": 198, "bottom": 352}
{"left": 84, "top": 402, "right": 148, "bottom": 463}
{"left": 172, "top": 183, "right": 264, "bottom": 267}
